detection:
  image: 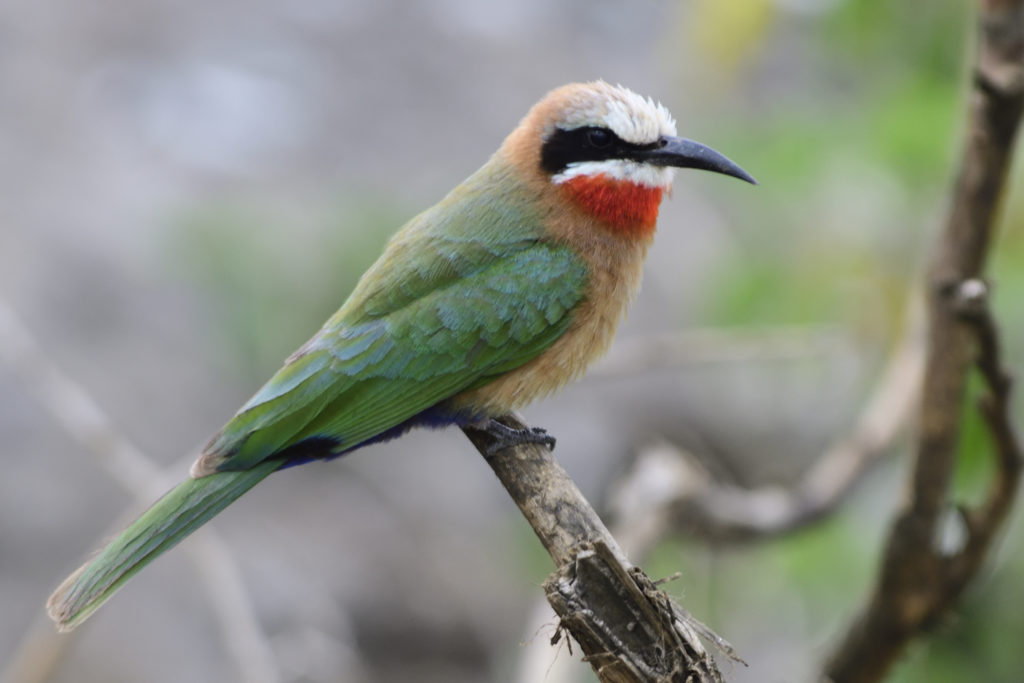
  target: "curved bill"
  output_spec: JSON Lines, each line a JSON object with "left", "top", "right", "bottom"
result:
{"left": 633, "top": 136, "right": 757, "bottom": 185}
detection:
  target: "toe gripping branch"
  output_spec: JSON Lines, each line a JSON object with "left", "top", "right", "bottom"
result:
{"left": 477, "top": 417, "right": 556, "bottom": 456}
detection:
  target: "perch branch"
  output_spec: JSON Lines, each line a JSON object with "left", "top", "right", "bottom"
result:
{"left": 823, "top": 2, "right": 1024, "bottom": 681}
{"left": 463, "top": 414, "right": 738, "bottom": 683}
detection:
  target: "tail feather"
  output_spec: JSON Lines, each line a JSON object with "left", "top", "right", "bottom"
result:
{"left": 47, "top": 461, "right": 279, "bottom": 631}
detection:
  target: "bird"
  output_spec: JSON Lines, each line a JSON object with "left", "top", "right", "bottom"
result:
{"left": 47, "top": 80, "right": 755, "bottom": 630}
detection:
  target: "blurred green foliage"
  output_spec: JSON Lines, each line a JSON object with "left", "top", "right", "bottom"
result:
{"left": 696, "top": 0, "right": 971, "bottom": 339}
{"left": 165, "top": 196, "right": 406, "bottom": 379}
{"left": 678, "top": 1, "right": 1024, "bottom": 681}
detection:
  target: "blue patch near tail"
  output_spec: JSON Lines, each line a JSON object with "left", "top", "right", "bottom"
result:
{"left": 277, "top": 403, "right": 483, "bottom": 469}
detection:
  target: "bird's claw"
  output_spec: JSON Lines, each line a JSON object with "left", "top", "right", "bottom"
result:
{"left": 482, "top": 420, "right": 556, "bottom": 456}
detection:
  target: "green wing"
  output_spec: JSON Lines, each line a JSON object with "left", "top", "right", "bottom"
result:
{"left": 206, "top": 214, "right": 589, "bottom": 471}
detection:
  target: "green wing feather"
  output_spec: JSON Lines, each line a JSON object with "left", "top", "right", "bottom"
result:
{"left": 206, "top": 162, "right": 590, "bottom": 468}
{"left": 212, "top": 238, "right": 588, "bottom": 469}
{"left": 48, "top": 160, "right": 591, "bottom": 629}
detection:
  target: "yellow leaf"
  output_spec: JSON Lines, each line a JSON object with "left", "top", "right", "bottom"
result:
{"left": 689, "top": 0, "right": 775, "bottom": 72}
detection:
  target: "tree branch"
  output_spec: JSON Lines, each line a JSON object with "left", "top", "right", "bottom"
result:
{"left": 607, "top": 294, "right": 923, "bottom": 545}
{"left": 463, "top": 414, "right": 739, "bottom": 682}
{"left": 823, "top": 2, "right": 1024, "bottom": 680}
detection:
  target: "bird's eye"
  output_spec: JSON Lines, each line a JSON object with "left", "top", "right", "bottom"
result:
{"left": 585, "top": 128, "right": 613, "bottom": 148}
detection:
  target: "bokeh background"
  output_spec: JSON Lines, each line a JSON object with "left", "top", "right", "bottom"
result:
{"left": 2, "top": 1, "right": 1022, "bottom": 682}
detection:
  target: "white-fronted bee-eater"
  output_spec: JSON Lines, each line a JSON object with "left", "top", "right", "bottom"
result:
{"left": 48, "top": 81, "right": 755, "bottom": 630}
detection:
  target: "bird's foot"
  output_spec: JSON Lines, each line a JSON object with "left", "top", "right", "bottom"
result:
{"left": 481, "top": 419, "right": 556, "bottom": 456}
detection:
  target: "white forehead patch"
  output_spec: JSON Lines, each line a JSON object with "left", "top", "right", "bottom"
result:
{"left": 557, "top": 81, "right": 677, "bottom": 144}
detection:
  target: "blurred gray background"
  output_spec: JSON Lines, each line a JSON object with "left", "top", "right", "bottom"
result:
{"left": 4, "top": 1, "right": 1019, "bottom": 682}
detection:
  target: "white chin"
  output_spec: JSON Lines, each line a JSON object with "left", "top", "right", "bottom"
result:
{"left": 552, "top": 159, "right": 676, "bottom": 189}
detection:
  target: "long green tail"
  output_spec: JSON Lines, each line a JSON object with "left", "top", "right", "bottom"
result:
{"left": 47, "top": 461, "right": 279, "bottom": 631}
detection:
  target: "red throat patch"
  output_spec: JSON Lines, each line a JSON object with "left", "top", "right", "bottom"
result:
{"left": 559, "top": 174, "right": 664, "bottom": 238}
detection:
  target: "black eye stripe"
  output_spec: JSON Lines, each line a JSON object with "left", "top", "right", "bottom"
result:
{"left": 540, "top": 126, "right": 661, "bottom": 175}
{"left": 586, "top": 128, "right": 612, "bottom": 148}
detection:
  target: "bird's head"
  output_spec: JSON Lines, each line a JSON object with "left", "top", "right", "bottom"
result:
{"left": 503, "top": 81, "right": 755, "bottom": 238}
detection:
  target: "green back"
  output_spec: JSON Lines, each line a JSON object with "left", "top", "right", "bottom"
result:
{"left": 207, "top": 158, "right": 590, "bottom": 470}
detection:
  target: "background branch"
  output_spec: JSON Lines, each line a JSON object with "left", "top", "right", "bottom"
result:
{"left": 0, "top": 300, "right": 281, "bottom": 683}
{"left": 607, "top": 293, "right": 924, "bottom": 547}
{"left": 592, "top": 325, "right": 850, "bottom": 377}
{"left": 823, "top": 2, "right": 1024, "bottom": 681}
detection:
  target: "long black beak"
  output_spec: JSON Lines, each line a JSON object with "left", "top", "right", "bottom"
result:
{"left": 634, "top": 136, "right": 757, "bottom": 185}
